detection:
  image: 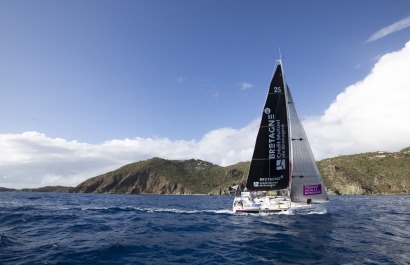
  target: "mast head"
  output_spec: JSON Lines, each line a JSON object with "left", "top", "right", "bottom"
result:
{"left": 278, "top": 48, "right": 283, "bottom": 65}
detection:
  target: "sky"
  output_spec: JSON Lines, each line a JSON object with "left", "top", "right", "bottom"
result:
{"left": 1, "top": 0, "right": 410, "bottom": 188}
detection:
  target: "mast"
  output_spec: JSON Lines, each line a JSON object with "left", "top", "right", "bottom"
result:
{"left": 278, "top": 60, "right": 293, "bottom": 161}
{"left": 279, "top": 59, "right": 293, "bottom": 196}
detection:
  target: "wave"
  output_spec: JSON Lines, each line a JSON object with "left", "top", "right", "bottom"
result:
{"left": 78, "top": 205, "right": 327, "bottom": 215}
{"left": 77, "top": 205, "right": 234, "bottom": 215}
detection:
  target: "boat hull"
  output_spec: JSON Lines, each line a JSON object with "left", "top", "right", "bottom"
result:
{"left": 232, "top": 195, "right": 261, "bottom": 213}
{"left": 287, "top": 202, "right": 328, "bottom": 214}
{"left": 233, "top": 195, "right": 328, "bottom": 214}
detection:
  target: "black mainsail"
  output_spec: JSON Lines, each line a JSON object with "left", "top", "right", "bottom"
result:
{"left": 245, "top": 61, "right": 290, "bottom": 191}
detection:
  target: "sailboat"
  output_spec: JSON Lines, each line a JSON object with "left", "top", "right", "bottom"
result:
{"left": 233, "top": 60, "right": 329, "bottom": 214}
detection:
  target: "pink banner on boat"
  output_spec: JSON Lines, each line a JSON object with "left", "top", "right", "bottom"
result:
{"left": 303, "top": 184, "right": 322, "bottom": 195}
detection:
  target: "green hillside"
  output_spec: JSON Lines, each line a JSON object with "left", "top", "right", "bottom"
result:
{"left": 21, "top": 186, "right": 73, "bottom": 193}
{"left": 318, "top": 147, "right": 410, "bottom": 195}
{"left": 71, "top": 148, "right": 410, "bottom": 195}
{"left": 71, "top": 157, "right": 245, "bottom": 195}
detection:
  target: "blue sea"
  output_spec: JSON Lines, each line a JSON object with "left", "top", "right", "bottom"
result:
{"left": 0, "top": 192, "right": 409, "bottom": 265}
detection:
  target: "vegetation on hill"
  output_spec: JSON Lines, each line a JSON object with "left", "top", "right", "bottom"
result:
{"left": 318, "top": 148, "right": 410, "bottom": 195}
{"left": 0, "top": 187, "right": 16, "bottom": 192}
{"left": 71, "top": 157, "right": 245, "bottom": 195}
{"left": 21, "top": 186, "right": 73, "bottom": 193}
{"left": 0, "top": 186, "right": 73, "bottom": 192}
{"left": 72, "top": 148, "right": 409, "bottom": 195}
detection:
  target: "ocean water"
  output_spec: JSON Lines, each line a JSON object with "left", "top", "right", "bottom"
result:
{"left": 0, "top": 192, "right": 409, "bottom": 265}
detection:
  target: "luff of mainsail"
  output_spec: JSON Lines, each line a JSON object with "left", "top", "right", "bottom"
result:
{"left": 245, "top": 61, "right": 290, "bottom": 191}
{"left": 287, "top": 86, "right": 328, "bottom": 203}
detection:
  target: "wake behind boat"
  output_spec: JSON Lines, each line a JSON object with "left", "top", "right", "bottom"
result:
{"left": 233, "top": 60, "right": 329, "bottom": 214}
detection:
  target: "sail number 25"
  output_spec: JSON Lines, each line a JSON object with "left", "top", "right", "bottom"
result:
{"left": 273, "top": 86, "right": 281, "bottom": 93}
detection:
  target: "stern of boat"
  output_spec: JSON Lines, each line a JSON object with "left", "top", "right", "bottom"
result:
{"left": 288, "top": 202, "right": 328, "bottom": 214}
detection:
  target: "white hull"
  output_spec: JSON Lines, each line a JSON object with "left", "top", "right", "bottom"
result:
{"left": 233, "top": 194, "right": 327, "bottom": 214}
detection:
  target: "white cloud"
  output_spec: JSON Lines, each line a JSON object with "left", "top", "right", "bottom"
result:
{"left": 304, "top": 40, "right": 410, "bottom": 159}
{"left": 0, "top": 122, "right": 258, "bottom": 189}
{"left": 239, "top": 82, "right": 253, "bottom": 91}
{"left": 367, "top": 16, "right": 410, "bottom": 42}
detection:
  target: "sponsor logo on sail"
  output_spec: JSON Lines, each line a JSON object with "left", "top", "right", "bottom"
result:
{"left": 254, "top": 175, "right": 284, "bottom": 187}
{"left": 266, "top": 108, "right": 286, "bottom": 161}
{"left": 276, "top": 159, "right": 286, "bottom": 170}
{"left": 303, "top": 184, "right": 322, "bottom": 195}
{"left": 265, "top": 108, "right": 276, "bottom": 159}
